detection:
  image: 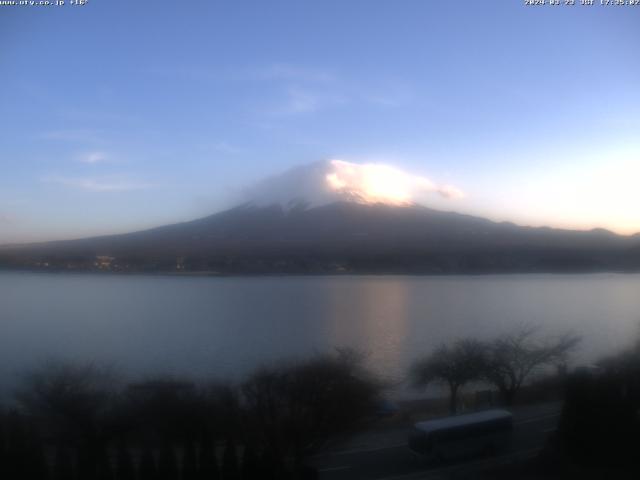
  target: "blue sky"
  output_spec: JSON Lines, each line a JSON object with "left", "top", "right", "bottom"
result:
{"left": 1, "top": 0, "right": 639, "bottom": 243}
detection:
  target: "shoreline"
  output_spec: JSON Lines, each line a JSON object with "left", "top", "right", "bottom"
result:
{"left": 1, "top": 266, "right": 639, "bottom": 279}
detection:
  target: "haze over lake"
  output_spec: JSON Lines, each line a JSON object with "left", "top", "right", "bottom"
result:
{"left": 1, "top": 271, "right": 638, "bottom": 397}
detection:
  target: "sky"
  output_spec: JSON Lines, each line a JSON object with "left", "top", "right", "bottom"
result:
{"left": 1, "top": 0, "right": 639, "bottom": 243}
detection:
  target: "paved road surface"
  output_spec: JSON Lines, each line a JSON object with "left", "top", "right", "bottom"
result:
{"left": 311, "top": 402, "right": 561, "bottom": 480}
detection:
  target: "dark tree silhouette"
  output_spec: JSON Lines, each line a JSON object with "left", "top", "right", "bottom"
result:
{"left": 17, "top": 361, "right": 118, "bottom": 445}
{"left": 96, "top": 444, "right": 114, "bottom": 480}
{"left": 0, "top": 413, "right": 5, "bottom": 477}
{"left": 53, "top": 445, "right": 74, "bottom": 480}
{"left": 552, "top": 333, "right": 640, "bottom": 472}
{"left": 259, "top": 446, "right": 284, "bottom": 480}
{"left": 241, "top": 348, "right": 381, "bottom": 465}
{"left": 3, "top": 412, "right": 46, "bottom": 480}
{"left": 484, "top": 326, "right": 581, "bottom": 405}
{"left": 138, "top": 448, "right": 157, "bottom": 480}
{"left": 158, "top": 442, "right": 179, "bottom": 480}
{"left": 197, "top": 439, "right": 219, "bottom": 480}
{"left": 411, "top": 339, "right": 487, "bottom": 414}
{"left": 222, "top": 438, "right": 240, "bottom": 480}
{"left": 182, "top": 441, "right": 198, "bottom": 480}
{"left": 124, "top": 378, "right": 200, "bottom": 443}
{"left": 3, "top": 353, "right": 379, "bottom": 479}
{"left": 240, "top": 442, "right": 261, "bottom": 480}
{"left": 115, "top": 441, "right": 135, "bottom": 480}
{"left": 21, "top": 422, "right": 48, "bottom": 480}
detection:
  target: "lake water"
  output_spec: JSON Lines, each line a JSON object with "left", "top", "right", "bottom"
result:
{"left": 1, "top": 271, "right": 639, "bottom": 398}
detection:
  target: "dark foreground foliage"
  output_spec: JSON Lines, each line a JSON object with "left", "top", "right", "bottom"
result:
{"left": 472, "top": 339, "right": 640, "bottom": 480}
{"left": 552, "top": 344, "right": 640, "bottom": 474}
{"left": 0, "top": 350, "right": 381, "bottom": 479}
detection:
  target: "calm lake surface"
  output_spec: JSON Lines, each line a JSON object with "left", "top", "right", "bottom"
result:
{"left": 1, "top": 271, "right": 639, "bottom": 398}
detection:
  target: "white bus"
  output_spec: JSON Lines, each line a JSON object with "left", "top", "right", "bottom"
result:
{"left": 408, "top": 409, "right": 513, "bottom": 461}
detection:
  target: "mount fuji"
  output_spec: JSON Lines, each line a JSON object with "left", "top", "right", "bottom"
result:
{"left": 2, "top": 161, "right": 640, "bottom": 274}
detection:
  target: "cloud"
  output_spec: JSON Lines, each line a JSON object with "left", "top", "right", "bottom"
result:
{"left": 271, "top": 85, "right": 410, "bottom": 115}
{"left": 325, "top": 160, "right": 465, "bottom": 205}
{"left": 256, "top": 64, "right": 336, "bottom": 83}
{"left": 209, "top": 142, "right": 243, "bottom": 155}
{"left": 273, "top": 87, "right": 347, "bottom": 115}
{"left": 283, "top": 88, "right": 321, "bottom": 114}
{"left": 43, "top": 175, "right": 153, "bottom": 192}
{"left": 248, "top": 63, "right": 406, "bottom": 116}
{"left": 146, "top": 63, "right": 335, "bottom": 85}
{"left": 149, "top": 63, "right": 410, "bottom": 118}
{"left": 245, "top": 159, "right": 464, "bottom": 208}
{"left": 362, "top": 87, "right": 413, "bottom": 108}
{"left": 436, "top": 184, "right": 465, "bottom": 200}
{"left": 40, "top": 129, "right": 105, "bottom": 144}
{"left": 78, "top": 151, "right": 109, "bottom": 164}
{"left": 144, "top": 65, "right": 223, "bottom": 82}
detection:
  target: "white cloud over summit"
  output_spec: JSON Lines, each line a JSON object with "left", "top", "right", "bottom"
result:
{"left": 245, "top": 159, "right": 464, "bottom": 208}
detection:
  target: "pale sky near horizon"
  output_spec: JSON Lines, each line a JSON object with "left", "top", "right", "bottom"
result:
{"left": 1, "top": 0, "right": 639, "bottom": 243}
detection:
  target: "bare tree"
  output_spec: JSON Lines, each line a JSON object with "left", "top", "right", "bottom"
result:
{"left": 410, "top": 339, "right": 487, "bottom": 414}
{"left": 483, "top": 326, "right": 581, "bottom": 405}
{"left": 16, "top": 361, "right": 119, "bottom": 479}
{"left": 17, "top": 360, "right": 118, "bottom": 441}
{"left": 241, "top": 349, "right": 382, "bottom": 464}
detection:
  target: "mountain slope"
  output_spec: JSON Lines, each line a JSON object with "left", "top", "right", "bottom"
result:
{"left": 1, "top": 202, "right": 640, "bottom": 274}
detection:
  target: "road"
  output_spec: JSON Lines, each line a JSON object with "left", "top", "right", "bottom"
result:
{"left": 311, "top": 402, "right": 561, "bottom": 480}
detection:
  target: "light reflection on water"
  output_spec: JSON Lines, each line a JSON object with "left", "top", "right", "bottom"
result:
{"left": 1, "top": 271, "right": 639, "bottom": 399}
